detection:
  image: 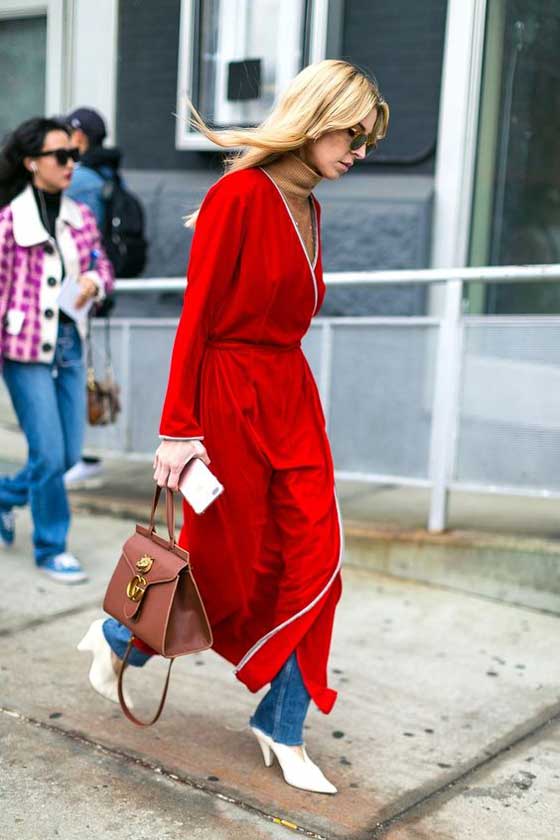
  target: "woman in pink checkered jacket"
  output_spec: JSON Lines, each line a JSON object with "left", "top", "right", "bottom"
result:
{"left": 0, "top": 117, "right": 114, "bottom": 582}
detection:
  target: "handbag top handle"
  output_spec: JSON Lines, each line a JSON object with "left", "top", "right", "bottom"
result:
{"left": 148, "top": 485, "right": 176, "bottom": 546}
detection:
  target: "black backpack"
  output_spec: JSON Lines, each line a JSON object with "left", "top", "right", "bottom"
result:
{"left": 101, "top": 174, "right": 148, "bottom": 278}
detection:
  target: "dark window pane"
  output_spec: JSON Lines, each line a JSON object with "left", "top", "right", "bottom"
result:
{"left": 339, "top": 0, "right": 448, "bottom": 169}
{"left": 0, "top": 16, "right": 46, "bottom": 141}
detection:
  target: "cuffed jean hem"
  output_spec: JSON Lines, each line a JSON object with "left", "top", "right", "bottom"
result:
{"left": 102, "top": 618, "right": 151, "bottom": 668}
{"left": 249, "top": 718, "right": 305, "bottom": 747}
{"left": 250, "top": 652, "right": 311, "bottom": 746}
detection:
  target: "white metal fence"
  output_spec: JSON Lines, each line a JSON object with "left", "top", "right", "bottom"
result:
{"left": 87, "top": 265, "right": 560, "bottom": 532}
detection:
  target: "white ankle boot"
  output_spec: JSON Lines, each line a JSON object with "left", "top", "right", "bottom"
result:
{"left": 250, "top": 726, "right": 337, "bottom": 794}
{"left": 77, "top": 619, "right": 134, "bottom": 708}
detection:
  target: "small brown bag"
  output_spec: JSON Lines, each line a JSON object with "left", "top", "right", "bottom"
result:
{"left": 86, "top": 316, "right": 121, "bottom": 426}
{"left": 87, "top": 374, "right": 121, "bottom": 425}
{"left": 103, "top": 485, "right": 213, "bottom": 726}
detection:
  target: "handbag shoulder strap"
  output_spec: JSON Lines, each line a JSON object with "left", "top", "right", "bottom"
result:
{"left": 86, "top": 317, "right": 95, "bottom": 386}
{"left": 117, "top": 638, "right": 174, "bottom": 726}
{"left": 104, "top": 314, "right": 113, "bottom": 378}
{"left": 85, "top": 315, "right": 114, "bottom": 380}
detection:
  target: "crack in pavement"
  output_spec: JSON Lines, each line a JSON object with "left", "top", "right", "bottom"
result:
{"left": 368, "top": 705, "right": 560, "bottom": 838}
{"left": 0, "top": 706, "right": 331, "bottom": 840}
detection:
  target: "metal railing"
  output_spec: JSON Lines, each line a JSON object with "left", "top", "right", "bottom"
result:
{"left": 98, "top": 265, "right": 560, "bottom": 532}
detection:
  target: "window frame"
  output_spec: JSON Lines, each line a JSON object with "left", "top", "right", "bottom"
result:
{"left": 175, "top": 0, "right": 329, "bottom": 151}
{"left": 0, "top": 0, "right": 67, "bottom": 116}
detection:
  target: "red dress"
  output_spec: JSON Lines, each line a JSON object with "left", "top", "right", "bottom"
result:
{"left": 159, "top": 167, "right": 342, "bottom": 713}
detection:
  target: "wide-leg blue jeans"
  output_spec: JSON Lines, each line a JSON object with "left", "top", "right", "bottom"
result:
{"left": 102, "top": 617, "right": 311, "bottom": 745}
{"left": 0, "top": 322, "right": 85, "bottom": 562}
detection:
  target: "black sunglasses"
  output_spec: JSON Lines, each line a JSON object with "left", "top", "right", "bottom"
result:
{"left": 348, "top": 127, "right": 376, "bottom": 155}
{"left": 34, "top": 147, "right": 81, "bottom": 166}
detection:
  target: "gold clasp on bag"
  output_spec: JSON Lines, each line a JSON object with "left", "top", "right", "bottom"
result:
{"left": 136, "top": 554, "right": 154, "bottom": 573}
{"left": 126, "top": 574, "right": 147, "bottom": 603}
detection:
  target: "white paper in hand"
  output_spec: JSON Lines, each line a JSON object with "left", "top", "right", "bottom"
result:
{"left": 57, "top": 275, "right": 95, "bottom": 322}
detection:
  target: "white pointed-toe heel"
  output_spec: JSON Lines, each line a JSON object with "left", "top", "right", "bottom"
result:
{"left": 253, "top": 728, "right": 274, "bottom": 767}
{"left": 250, "top": 726, "right": 337, "bottom": 794}
{"left": 77, "top": 619, "right": 134, "bottom": 709}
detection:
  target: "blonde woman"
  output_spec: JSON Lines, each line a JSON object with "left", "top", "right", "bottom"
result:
{"left": 79, "top": 60, "right": 388, "bottom": 793}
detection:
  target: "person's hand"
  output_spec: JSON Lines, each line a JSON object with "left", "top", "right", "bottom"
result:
{"left": 153, "top": 439, "right": 210, "bottom": 491}
{"left": 75, "top": 275, "right": 98, "bottom": 309}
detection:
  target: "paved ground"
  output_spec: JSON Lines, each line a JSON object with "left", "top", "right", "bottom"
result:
{"left": 1, "top": 507, "right": 559, "bottom": 840}
{"left": 1, "top": 383, "right": 559, "bottom": 838}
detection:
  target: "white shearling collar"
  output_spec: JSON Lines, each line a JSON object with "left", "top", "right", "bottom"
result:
{"left": 11, "top": 184, "right": 84, "bottom": 247}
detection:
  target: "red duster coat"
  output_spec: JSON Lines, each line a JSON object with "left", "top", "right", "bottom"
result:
{"left": 159, "top": 167, "right": 342, "bottom": 713}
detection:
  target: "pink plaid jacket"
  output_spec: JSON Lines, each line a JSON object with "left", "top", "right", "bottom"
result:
{"left": 0, "top": 185, "right": 114, "bottom": 365}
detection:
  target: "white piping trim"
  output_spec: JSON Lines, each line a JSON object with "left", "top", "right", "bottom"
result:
{"left": 159, "top": 435, "right": 204, "bottom": 441}
{"left": 234, "top": 492, "right": 344, "bottom": 674}
{"left": 259, "top": 168, "right": 319, "bottom": 316}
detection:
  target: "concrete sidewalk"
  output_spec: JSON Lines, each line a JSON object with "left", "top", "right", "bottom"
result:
{"left": 1, "top": 506, "right": 559, "bottom": 840}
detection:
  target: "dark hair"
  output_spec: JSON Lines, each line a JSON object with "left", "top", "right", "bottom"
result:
{"left": 0, "top": 116, "right": 70, "bottom": 207}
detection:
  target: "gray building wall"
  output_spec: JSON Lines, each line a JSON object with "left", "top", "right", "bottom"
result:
{"left": 116, "top": 0, "right": 215, "bottom": 172}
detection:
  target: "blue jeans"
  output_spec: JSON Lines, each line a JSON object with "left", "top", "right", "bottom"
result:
{"left": 102, "top": 619, "right": 154, "bottom": 668}
{"left": 0, "top": 322, "right": 85, "bottom": 562}
{"left": 102, "top": 618, "right": 311, "bottom": 744}
{"left": 250, "top": 652, "right": 311, "bottom": 746}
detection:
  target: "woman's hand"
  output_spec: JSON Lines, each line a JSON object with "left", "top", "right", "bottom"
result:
{"left": 75, "top": 274, "right": 98, "bottom": 309}
{"left": 153, "top": 439, "right": 211, "bottom": 491}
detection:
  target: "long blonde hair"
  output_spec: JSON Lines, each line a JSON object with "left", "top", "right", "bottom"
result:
{"left": 185, "top": 59, "right": 388, "bottom": 226}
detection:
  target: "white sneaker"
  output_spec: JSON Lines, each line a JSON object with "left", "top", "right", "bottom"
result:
{"left": 64, "top": 458, "right": 104, "bottom": 490}
{"left": 38, "top": 552, "right": 88, "bottom": 584}
{"left": 77, "top": 619, "right": 134, "bottom": 708}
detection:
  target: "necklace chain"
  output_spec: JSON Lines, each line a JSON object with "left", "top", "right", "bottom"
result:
{"left": 281, "top": 190, "right": 316, "bottom": 261}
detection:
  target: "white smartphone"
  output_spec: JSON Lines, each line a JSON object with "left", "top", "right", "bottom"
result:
{"left": 178, "top": 458, "right": 224, "bottom": 514}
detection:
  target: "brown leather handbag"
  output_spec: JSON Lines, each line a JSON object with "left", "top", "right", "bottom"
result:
{"left": 103, "top": 485, "right": 213, "bottom": 726}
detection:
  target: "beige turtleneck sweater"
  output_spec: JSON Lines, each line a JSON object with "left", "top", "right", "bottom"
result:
{"left": 263, "top": 153, "right": 322, "bottom": 263}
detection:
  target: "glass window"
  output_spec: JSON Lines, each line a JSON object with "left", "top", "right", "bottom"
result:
{"left": 0, "top": 15, "right": 46, "bottom": 142}
{"left": 178, "top": 0, "right": 309, "bottom": 144}
{"left": 470, "top": 0, "right": 560, "bottom": 314}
